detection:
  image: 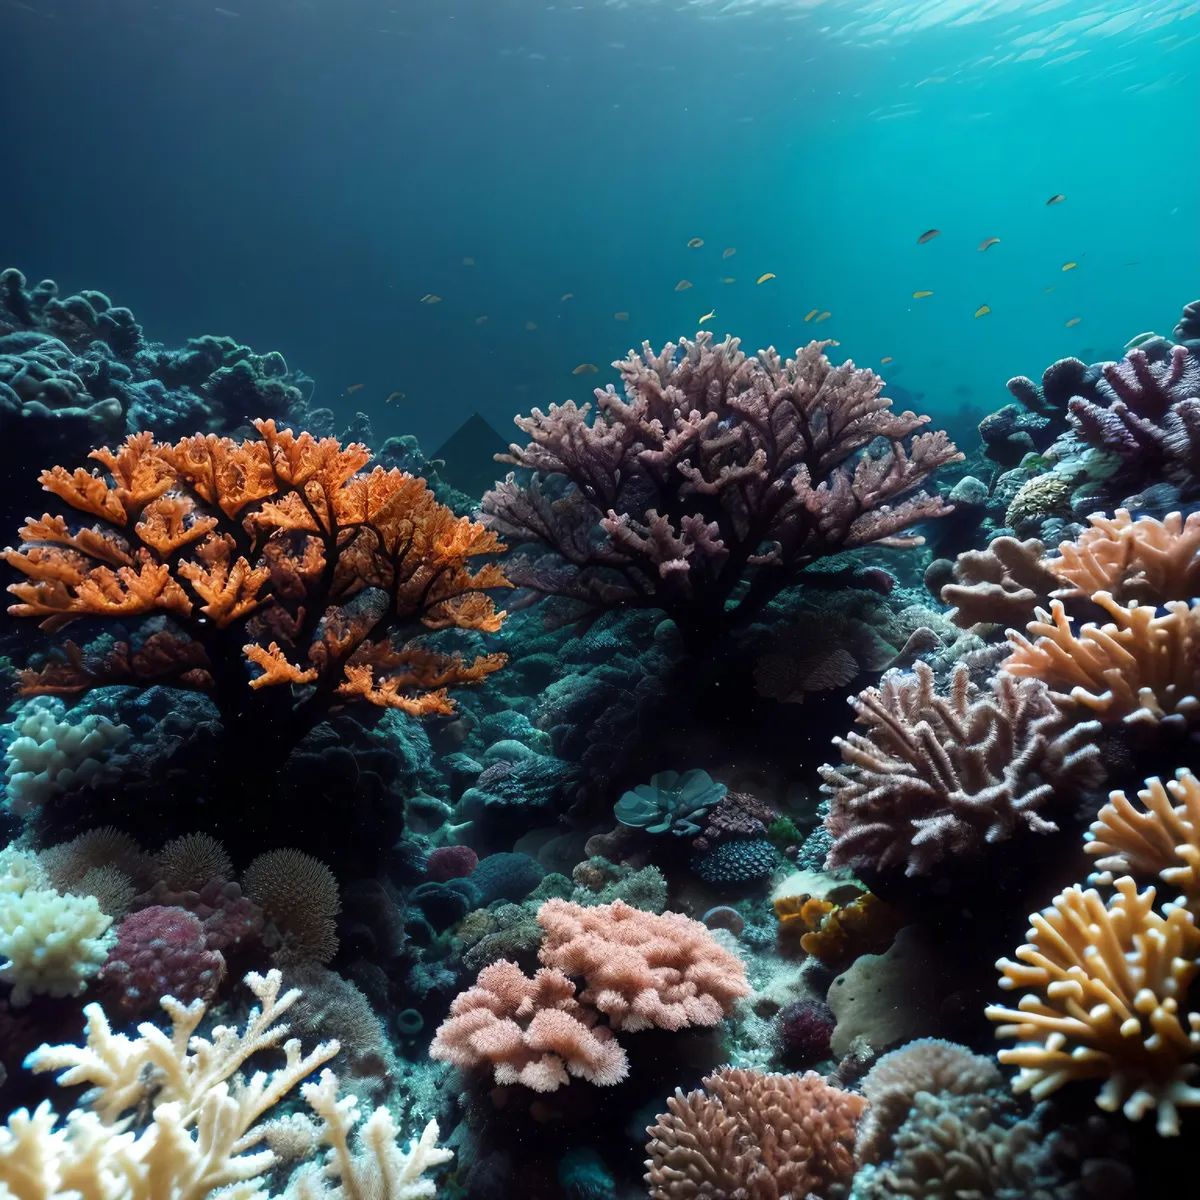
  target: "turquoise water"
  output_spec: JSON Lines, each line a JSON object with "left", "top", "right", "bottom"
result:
{"left": 2, "top": 0, "right": 1195, "bottom": 450}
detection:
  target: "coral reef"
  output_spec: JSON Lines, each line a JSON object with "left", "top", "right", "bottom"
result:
{"left": 482, "top": 334, "right": 960, "bottom": 648}
{"left": 820, "top": 661, "right": 1102, "bottom": 875}
{"left": 645, "top": 1067, "right": 866, "bottom": 1199}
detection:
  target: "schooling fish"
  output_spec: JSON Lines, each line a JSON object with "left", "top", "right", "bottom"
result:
{"left": 815, "top": 312, "right": 831, "bottom": 323}
{"left": 722, "top": 247, "right": 736, "bottom": 259}
{"left": 757, "top": 273, "right": 776, "bottom": 284}
{"left": 346, "top": 383, "right": 365, "bottom": 393}
{"left": 573, "top": 363, "right": 599, "bottom": 374}
{"left": 913, "top": 290, "right": 933, "bottom": 299}
{"left": 1066, "top": 317, "right": 1081, "bottom": 327}
{"left": 804, "top": 309, "right": 818, "bottom": 321}
{"left": 1062, "top": 261, "right": 1077, "bottom": 271}
{"left": 880, "top": 356, "right": 893, "bottom": 364}
{"left": 385, "top": 391, "right": 405, "bottom": 403}
{"left": 720, "top": 277, "right": 736, "bottom": 284}
{"left": 525, "top": 321, "right": 538, "bottom": 330}
{"left": 698, "top": 310, "right": 716, "bottom": 325}
{"left": 614, "top": 311, "right": 629, "bottom": 321}
{"left": 1046, "top": 194, "right": 1066, "bottom": 205}
{"left": 675, "top": 280, "right": 692, "bottom": 291}
{"left": 974, "top": 304, "right": 991, "bottom": 318}
{"left": 462, "top": 257, "right": 475, "bottom": 266}
{"left": 561, "top": 293, "right": 574, "bottom": 301}
{"left": 917, "top": 229, "right": 940, "bottom": 244}
{"left": 978, "top": 237, "right": 1000, "bottom": 251}
{"left": 687, "top": 238, "right": 704, "bottom": 248}
{"left": 420, "top": 294, "right": 441, "bottom": 304}
{"left": 475, "top": 315, "right": 489, "bottom": 324}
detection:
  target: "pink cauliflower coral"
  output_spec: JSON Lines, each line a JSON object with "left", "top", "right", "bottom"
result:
{"left": 537, "top": 899, "right": 750, "bottom": 1032}
{"left": 98, "top": 905, "right": 226, "bottom": 1016}
{"left": 429, "top": 959, "right": 628, "bottom": 1092}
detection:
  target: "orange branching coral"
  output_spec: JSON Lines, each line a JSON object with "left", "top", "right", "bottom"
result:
{"left": 646, "top": 1067, "right": 866, "bottom": 1199}
{"left": 1049, "top": 509, "right": 1200, "bottom": 606}
{"left": 3, "top": 421, "right": 511, "bottom": 721}
{"left": 537, "top": 899, "right": 750, "bottom": 1032}
{"left": 1086, "top": 770, "right": 1200, "bottom": 899}
{"left": 1002, "top": 593, "right": 1200, "bottom": 728}
{"left": 985, "top": 877, "right": 1200, "bottom": 1136}
{"left": 429, "top": 960, "right": 629, "bottom": 1092}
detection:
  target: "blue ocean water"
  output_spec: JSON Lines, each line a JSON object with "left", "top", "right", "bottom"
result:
{"left": 1, "top": 0, "right": 1195, "bottom": 452}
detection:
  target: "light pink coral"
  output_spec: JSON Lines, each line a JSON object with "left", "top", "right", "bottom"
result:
{"left": 428, "top": 960, "right": 628, "bottom": 1092}
{"left": 536, "top": 899, "right": 750, "bottom": 1032}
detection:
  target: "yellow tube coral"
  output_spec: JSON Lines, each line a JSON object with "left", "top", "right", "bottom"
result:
{"left": 985, "top": 877, "right": 1200, "bottom": 1136}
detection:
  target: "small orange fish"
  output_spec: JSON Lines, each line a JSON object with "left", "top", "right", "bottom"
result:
{"left": 917, "top": 229, "right": 940, "bottom": 244}
{"left": 525, "top": 321, "right": 538, "bottom": 330}
{"left": 346, "top": 383, "right": 364, "bottom": 394}
{"left": 614, "top": 312, "right": 629, "bottom": 321}
{"left": 573, "top": 363, "right": 599, "bottom": 374}
{"left": 475, "top": 315, "right": 489, "bottom": 324}
{"left": 385, "top": 391, "right": 405, "bottom": 403}
{"left": 913, "top": 290, "right": 933, "bottom": 299}
{"left": 722, "top": 247, "right": 736, "bottom": 259}
{"left": 815, "top": 312, "right": 831, "bottom": 323}
{"left": 880, "top": 356, "right": 893, "bottom": 364}
{"left": 1066, "top": 317, "right": 1081, "bottom": 327}
{"left": 720, "top": 277, "right": 736, "bottom": 284}
{"left": 757, "top": 273, "right": 776, "bottom": 285}
{"left": 974, "top": 304, "right": 991, "bottom": 318}
{"left": 462, "top": 256, "right": 475, "bottom": 266}
{"left": 687, "top": 238, "right": 704, "bottom": 248}
{"left": 804, "top": 309, "right": 819, "bottom": 322}
{"left": 675, "top": 280, "right": 692, "bottom": 291}
{"left": 420, "top": 294, "right": 441, "bottom": 304}
{"left": 1062, "top": 261, "right": 1077, "bottom": 271}
{"left": 1046, "top": 194, "right": 1065, "bottom": 205}
{"left": 698, "top": 310, "right": 716, "bottom": 325}
{"left": 560, "top": 293, "right": 574, "bottom": 301}
{"left": 978, "top": 237, "right": 1000, "bottom": 251}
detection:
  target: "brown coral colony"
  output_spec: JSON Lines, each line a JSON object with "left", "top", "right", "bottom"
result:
{"left": 2, "top": 419, "right": 511, "bottom": 720}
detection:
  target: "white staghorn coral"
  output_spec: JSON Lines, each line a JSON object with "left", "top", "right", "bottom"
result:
{"left": 0, "top": 969, "right": 452, "bottom": 1199}
{"left": 0, "top": 846, "right": 115, "bottom": 1006}
{"left": 3, "top": 696, "right": 130, "bottom": 815}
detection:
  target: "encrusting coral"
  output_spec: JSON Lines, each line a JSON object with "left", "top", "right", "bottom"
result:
{"left": 3, "top": 419, "right": 510, "bottom": 730}
{"left": 536, "top": 898, "right": 750, "bottom": 1032}
{"left": 482, "top": 334, "right": 960, "bottom": 648}
{"left": 820, "top": 661, "right": 1102, "bottom": 876}
{"left": 1002, "top": 592, "right": 1200, "bottom": 728}
{"left": 985, "top": 877, "right": 1200, "bottom": 1137}
{"left": 432, "top": 900, "right": 749, "bottom": 1093}
{"left": 428, "top": 960, "right": 629, "bottom": 1092}
{"left": 0, "top": 847, "right": 117, "bottom": 1006}
{"left": 645, "top": 1067, "right": 866, "bottom": 1199}
{"left": 0, "top": 968, "right": 452, "bottom": 1199}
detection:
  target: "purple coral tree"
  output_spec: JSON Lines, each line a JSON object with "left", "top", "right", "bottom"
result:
{"left": 481, "top": 334, "right": 961, "bottom": 649}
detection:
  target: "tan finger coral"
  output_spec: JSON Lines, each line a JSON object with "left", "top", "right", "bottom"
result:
{"left": 645, "top": 1067, "right": 865, "bottom": 1199}
{"left": 985, "top": 877, "right": 1200, "bottom": 1136}
{"left": 1002, "top": 593, "right": 1200, "bottom": 728}
{"left": 1049, "top": 509, "right": 1200, "bottom": 605}
{"left": 1086, "top": 770, "right": 1200, "bottom": 898}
